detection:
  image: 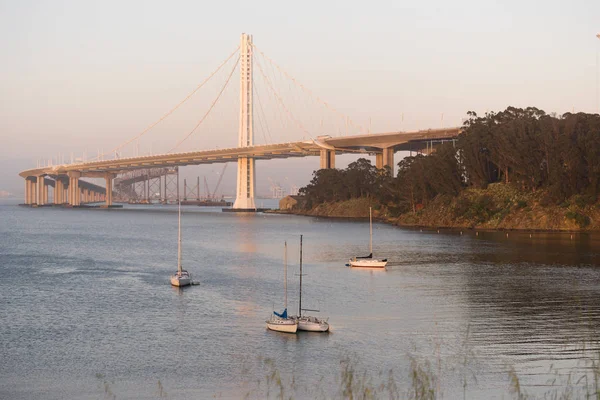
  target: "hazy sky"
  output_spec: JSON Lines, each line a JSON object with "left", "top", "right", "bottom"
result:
{"left": 1, "top": 0, "right": 599, "bottom": 195}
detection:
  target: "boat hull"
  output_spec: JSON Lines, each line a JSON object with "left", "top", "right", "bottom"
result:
{"left": 170, "top": 274, "right": 191, "bottom": 287}
{"left": 266, "top": 319, "right": 298, "bottom": 333}
{"left": 298, "top": 320, "right": 329, "bottom": 332}
{"left": 349, "top": 259, "right": 387, "bottom": 268}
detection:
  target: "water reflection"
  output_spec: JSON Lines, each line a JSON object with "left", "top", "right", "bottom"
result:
{"left": 3, "top": 203, "right": 600, "bottom": 399}
{"left": 265, "top": 329, "right": 299, "bottom": 343}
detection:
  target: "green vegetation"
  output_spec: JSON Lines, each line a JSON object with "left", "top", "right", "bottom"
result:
{"left": 297, "top": 107, "right": 600, "bottom": 230}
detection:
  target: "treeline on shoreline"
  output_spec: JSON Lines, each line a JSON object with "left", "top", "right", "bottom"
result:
{"left": 297, "top": 107, "right": 600, "bottom": 228}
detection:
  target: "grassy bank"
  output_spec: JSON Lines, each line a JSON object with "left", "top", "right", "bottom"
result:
{"left": 280, "top": 183, "right": 600, "bottom": 232}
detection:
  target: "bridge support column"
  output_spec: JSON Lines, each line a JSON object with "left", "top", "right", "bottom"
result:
{"left": 104, "top": 173, "right": 114, "bottom": 207}
{"left": 376, "top": 147, "right": 395, "bottom": 173}
{"left": 32, "top": 179, "right": 37, "bottom": 205}
{"left": 68, "top": 171, "right": 81, "bottom": 206}
{"left": 383, "top": 147, "right": 394, "bottom": 173}
{"left": 54, "top": 180, "right": 63, "bottom": 205}
{"left": 54, "top": 180, "right": 60, "bottom": 204}
{"left": 24, "top": 178, "right": 30, "bottom": 205}
{"left": 319, "top": 149, "right": 336, "bottom": 169}
{"left": 36, "top": 175, "right": 46, "bottom": 206}
{"left": 25, "top": 178, "right": 35, "bottom": 205}
{"left": 60, "top": 180, "right": 66, "bottom": 204}
{"left": 232, "top": 33, "right": 257, "bottom": 211}
{"left": 62, "top": 182, "right": 67, "bottom": 204}
{"left": 233, "top": 157, "right": 256, "bottom": 209}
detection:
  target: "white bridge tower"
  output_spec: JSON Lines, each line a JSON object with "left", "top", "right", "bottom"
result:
{"left": 232, "top": 33, "right": 256, "bottom": 210}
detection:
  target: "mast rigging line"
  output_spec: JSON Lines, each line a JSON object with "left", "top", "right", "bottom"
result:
{"left": 252, "top": 44, "right": 366, "bottom": 136}
{"left": 254, "top": 54, "right": 311, "bottom": 138}
{"left": 89, "top": 46, "right": 240, "bottom": 162}
{"left": 168, "top": 54, "right": 240, "bottom": 153}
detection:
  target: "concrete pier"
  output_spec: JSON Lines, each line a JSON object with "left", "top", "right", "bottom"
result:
{"left": 104, "top": 173, "right": 114, "bottom": 207}
{"left": 68, "top": 171, "right": 81, "bottom": 206}
{"left": 319, "top": 149, "right": 336, "bottom": 169}
{"left": 36, "top": 175, "right": 45, "bottom": 206}
{"left": 54, "top": 180, "right": 63, "bottom": 205}
{"left": 375, "top": 147, "right": 394, "bottom": 171}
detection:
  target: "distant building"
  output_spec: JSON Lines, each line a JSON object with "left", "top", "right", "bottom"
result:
{"left": 279, "top": 195, "right": 305, "bottom": 210}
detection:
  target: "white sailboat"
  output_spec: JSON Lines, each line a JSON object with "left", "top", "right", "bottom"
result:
{"left": 170, "top": 199, "right": 192, "bottom": 287}
{"left": 291, "top": 235, "right": 330, "bottom": 332}
{"left": 348, "top": 207, "right": 388, "bottom": 268}
{"left": 266, "top": 241, "right": 298, "bottom": 333}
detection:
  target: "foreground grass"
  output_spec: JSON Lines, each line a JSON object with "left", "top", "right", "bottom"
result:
{"left": 93, "top": 349, "right": 600, "bottom": 400}
{"left": 240, "top": 352, "right": 600, "bottom": 400}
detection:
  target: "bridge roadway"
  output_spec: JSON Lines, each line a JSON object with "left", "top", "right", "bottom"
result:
{"left": 19, "top": 127, "right": 461, "bottom": 207}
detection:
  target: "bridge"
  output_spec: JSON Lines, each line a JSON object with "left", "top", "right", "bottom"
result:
{"left": 19, "top": 33, "right": 460, "bottom": 209}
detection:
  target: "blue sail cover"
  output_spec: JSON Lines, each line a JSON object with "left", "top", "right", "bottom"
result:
{"left": 273, "top": 308, "right": 288, "bottom": 318}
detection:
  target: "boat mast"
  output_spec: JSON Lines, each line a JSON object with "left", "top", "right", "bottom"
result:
{"left": 177, "top": 198, "right": 182, "bottom": 274}
{"left": 369, "top": 207, "right": 373, "bottom": 254}
{"left": 284, "top": 241, "right": 288, "bottom": 311}
{"left": 299, "top": 234, "right": 303, "bottom": 317}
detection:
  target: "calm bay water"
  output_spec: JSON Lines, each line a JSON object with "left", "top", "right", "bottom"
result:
{"left": 1, "top": 199, "right": 600, "bottom": 399}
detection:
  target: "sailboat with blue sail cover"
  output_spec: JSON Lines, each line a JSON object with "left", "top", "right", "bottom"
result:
{"left": 266, "top": 241, "right": 298, "bottom": 333}
{"left": 290, "top": 235, "right": 330, "bottom": 332}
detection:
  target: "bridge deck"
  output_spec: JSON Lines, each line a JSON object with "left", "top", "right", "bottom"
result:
{"left": 19, "top": 128, "right": 460, "bottom": 178}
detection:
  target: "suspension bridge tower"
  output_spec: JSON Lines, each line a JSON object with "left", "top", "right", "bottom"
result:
{"left": 232, "top": 33, "right": 256, "bottom": 210}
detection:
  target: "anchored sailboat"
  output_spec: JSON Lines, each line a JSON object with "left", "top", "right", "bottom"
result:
{"left": 266, "top": 241, "right": 298, "bottom": 333}
{"left": 291, "top": 235, "right": 330, "bottom": 332}
{"left": 170, "top": 199, "right": 192, "bottom": 287}
{"left": 348, "top": 207, "right": 388, "bottom": 268}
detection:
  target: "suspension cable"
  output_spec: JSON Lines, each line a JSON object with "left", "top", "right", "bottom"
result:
{"left": 168, "top": 55, "right": 240, "bottom": 152}
{"left": 259, "top": 53, "right": 288, "bottom": 134}
{"left": 253, "top": 73, "right": 273, "bottom": 144}
{"left": 90, "top": 46, "right": 240, "bottom": 161}
{"left": 253, "top": 85, "right": 271, "bottom": 145}
{"left": 252, "top": 44, "right": 366, "bottom": 135}
{"left": 254, "top": 54, "right": 311, "bottom": 138}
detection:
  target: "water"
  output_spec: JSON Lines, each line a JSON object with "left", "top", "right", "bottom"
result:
{"left": 1, "top": 199, "right": 600, "bottom": 399}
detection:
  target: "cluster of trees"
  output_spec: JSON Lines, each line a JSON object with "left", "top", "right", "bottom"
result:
{"left": 299, "top": 107, "right": 600, "bottom": 213}
{"left": 298, "top": 158, "right": 394, "bottom": 209}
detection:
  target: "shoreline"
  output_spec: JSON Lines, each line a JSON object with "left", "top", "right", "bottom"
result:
{"left": 271, "top": 184, "right": 600, "bottom": 233}
{"left": 267, "top": 206, "right": 600, "bottom": 233}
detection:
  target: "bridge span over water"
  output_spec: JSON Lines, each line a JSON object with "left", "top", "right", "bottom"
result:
{"left": 18, "top": 33, "right": 460, "bottom": 209}
{"left": 19, "top": 127, "right": 460, "bottom": 207}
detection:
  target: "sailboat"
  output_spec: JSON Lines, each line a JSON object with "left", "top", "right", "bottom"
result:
{"left": 170, "top": 199, "right": 192, "bottom": 287}
{"left": 266, "top": 241, "right": 298, "bottom": 333}
{"left": 348, "top": 207, "right": 388, "bottom": 268}
{"left": 291, "top": 235, "right": 330, "bottom": 332}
